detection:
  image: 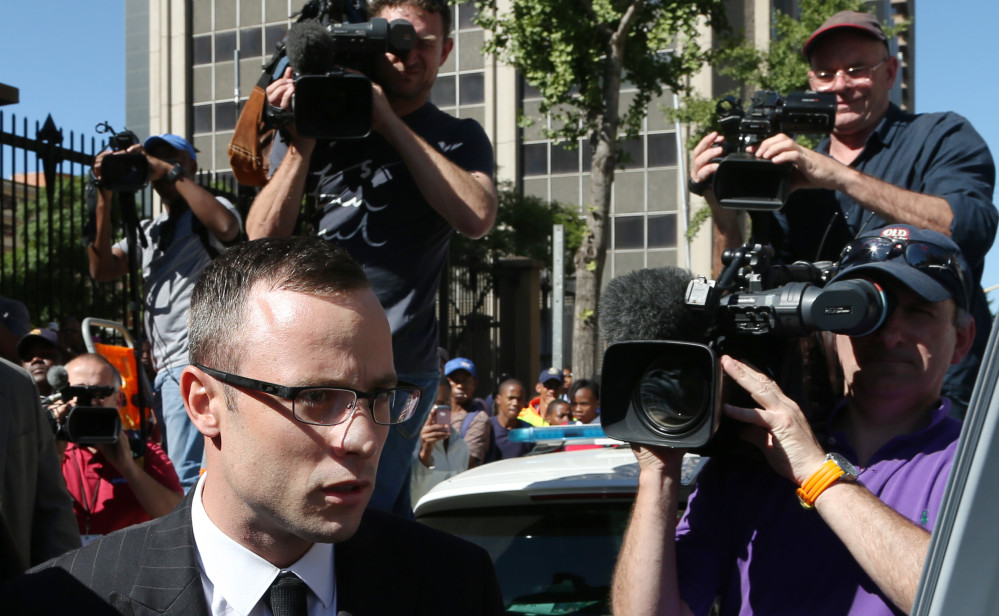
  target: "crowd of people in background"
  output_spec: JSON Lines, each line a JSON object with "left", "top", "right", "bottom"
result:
{"left": 409, "top": 352, "right": 606, "bottom": 502}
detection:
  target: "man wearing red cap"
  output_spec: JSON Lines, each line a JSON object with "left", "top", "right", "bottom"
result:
{"left": 690, "top": 10, "right": 996, "bottom": 414}
{"left": 89, "top": 133, "right": 243, "bottom": 492}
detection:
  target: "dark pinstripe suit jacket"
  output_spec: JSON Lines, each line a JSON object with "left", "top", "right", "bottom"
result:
{"left": 0, "top": 490, "right": 504, "bottom": 615}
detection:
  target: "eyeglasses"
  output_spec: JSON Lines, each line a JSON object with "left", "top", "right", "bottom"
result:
{"left": 195, "top": 364, "right": 422, "bottom": 426}
{"left": 837, "top": 237, "right": 968, "bottom": 307}
{"left": 809, "top": 58, "right": 888, "bottom": 89}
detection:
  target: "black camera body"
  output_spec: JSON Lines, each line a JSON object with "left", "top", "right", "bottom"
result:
{"left": 290, "top": 10, "right": 416, "bottom": 140}
{"left": 98, "top": 125, "right": 150, "bottom": 193}
{"left": 46, "top": 386, "right": 122, "bottom": 446}
{"left": 712, "top": 90, "right": 836, "bottom": 210}
{"left": 600, "top": 244, "right": 888, "bottom": 449}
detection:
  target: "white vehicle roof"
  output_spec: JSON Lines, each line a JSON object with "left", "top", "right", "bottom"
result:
{"left": 414, "top": 446, "right": 706, "bottom": 516}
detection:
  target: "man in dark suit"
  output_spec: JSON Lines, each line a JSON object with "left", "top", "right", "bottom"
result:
{"left": 0, "top": 358, "right": 80, "bottom": 578}
{"left": 2, "top": 236, "right": 503, "bottom": 615}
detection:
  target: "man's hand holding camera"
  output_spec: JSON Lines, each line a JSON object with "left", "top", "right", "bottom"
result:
{"left": 718, "top": 355, "right": 827, "bottom": 485}
{"left": 629, "top": 355, "right": 826, "bottom": 488}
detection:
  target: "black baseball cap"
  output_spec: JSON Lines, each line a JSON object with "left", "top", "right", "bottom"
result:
{"left": 829, "top": 225, "right": 972, "bottom": 310}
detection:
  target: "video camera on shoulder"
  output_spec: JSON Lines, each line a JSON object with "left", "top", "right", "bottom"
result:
{"left": 43, "top": 383, "right": 121, "bottom": 446}
{"left": 277, "top": 0, "right": 416, "bottom": 140}
{"left": 95, "top": 122, "right": 150, "bottom": 193}
{"left": 599, "top": 243, "right": 889, "bottom": 450}
{"left": 712, "top": 90, "right": 836, "bottom": 210}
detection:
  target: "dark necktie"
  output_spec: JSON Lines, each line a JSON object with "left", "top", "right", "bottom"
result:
{"left": 269, "top": 571, "right": 308, "bottom": 616}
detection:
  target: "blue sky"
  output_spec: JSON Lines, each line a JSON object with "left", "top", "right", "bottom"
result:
{"left": 4, "top": 1, "right": 999, "bottom": 289}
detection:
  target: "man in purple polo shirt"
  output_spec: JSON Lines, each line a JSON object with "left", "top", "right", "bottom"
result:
{"left": 611, "top": 224, "right": 975, "bottom": 616}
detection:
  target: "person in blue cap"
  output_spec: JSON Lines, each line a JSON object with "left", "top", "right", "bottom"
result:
{"left": 613, "top": 224, "right": 975, "bottom": 615}
{"left": 444, "top": 357, "right": 491, "bottom": 467}
{"left": 88, "top": 133, "right": 243, "bottom": 492}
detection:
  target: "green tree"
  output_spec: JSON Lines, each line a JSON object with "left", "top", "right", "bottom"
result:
{"left": 1, "top": 177, "right": 92, "bottom": 325}
{"left": 475, "top": 0, "right": 728, "bottom": 378}
{"left": 451, "top": 181, "right": 585, "bottom": 269}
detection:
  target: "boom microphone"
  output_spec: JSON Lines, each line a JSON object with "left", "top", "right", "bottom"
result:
{"left": 599, "top": 266, "right": 703, "bottom": 344}
{"left": 41, "top": 366, "right": 71, "bottom": 405}
{"left": 47, "top": 365, "right": 69, "bottom": 392}
{"left": 599, "top": 267, "right": 721, "bottom": 448}
{"left": 286, "top": 20, "right": 338, "bottom": 76}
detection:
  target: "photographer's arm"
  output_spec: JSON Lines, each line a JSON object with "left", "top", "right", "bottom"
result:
{"left": 372, "top": 86, "right": 497, "bottom": 239}
{"left": 720, "top": 355, "right": 929, "bottom": 613}
{"left": 87, "top": 151, "right": 130, "bottom": 282}
{"left": 691, "top": 132, "right": 744, "bottom": 277}
{"left": 148, "top": 154, "right": 240, "bottom": 242}
{"left": 755, "top": 134, "right": 954, "bottom": 235}
{"left": 611, "top": 446, "right": 694, "bottom": 616}
{"left": 246, "top": 67, "right": 317, "bottom": 239}
{"left": 97, "top": 435, "right": 183, "bottom": 519}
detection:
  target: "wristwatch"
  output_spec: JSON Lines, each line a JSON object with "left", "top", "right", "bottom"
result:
{"left": 165, "top": 162, "right": 186, "bottom": 184}
{"left": 796, "top": 452, "right": 858, "bottom": 509}
{"left": 688, "top": 176, "right": 711, "bottom": 197}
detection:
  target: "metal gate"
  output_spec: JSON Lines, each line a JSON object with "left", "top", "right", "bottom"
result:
{"left": 438, "top": 248, "right": 503, "bottom": 403}
{"left": 0, "top": 112, "right": 238, "bottom": 337}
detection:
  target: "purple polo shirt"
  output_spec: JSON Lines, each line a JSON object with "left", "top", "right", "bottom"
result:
{"left": 675, "top": 399, "right": 961, "bottom": 616}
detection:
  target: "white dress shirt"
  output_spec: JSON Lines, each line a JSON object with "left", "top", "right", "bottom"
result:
{"left": 191, "top": 473, "right": 338, "bottom": 615}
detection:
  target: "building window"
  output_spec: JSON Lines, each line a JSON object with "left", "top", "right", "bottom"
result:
{"left": 648, "top": 133, "right": 677, "bottom": 167}
{"left": 215, "top": 31, "right": 238, "bottom": 62}
{"left": 457, "top": 2, "right": 478, "bottom": 30}
{"left": 240, "top": 28, "right": 263, "bottom": 58}
{"left": 551, "top": 142, "right": 579, "bottom": 174}
{"left": 194, "top": 105, "right": 213, "bottom": 134}
{"left": 459, "top": 72, "right": 485, "bottom": 105}
{"left": 265, "top": 24, "right": 287, "bottom": 56}
{"left": 215, "top": 101, "right": 238, "bottom": 132}
{"left": 523, "top": 143, "right": 548, "bottom": 176}
{"left": 431, "top": 75, "right": 457, "bottom": 108}
{"left": 618, "top": 138, "right": 644, "bottom": 170}
{"left": 614, "top": 216, "right": 644, "bottom": 250}
{"left": 648, "top": 214, "right": 677, "bottom": 248}
{"left": 194, "top": 35, "right": 213, "bottom": 65}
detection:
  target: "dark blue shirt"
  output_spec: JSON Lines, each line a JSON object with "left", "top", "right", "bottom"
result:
{"left": 756, "top": 104, "right": 997, "bottom": 408}
{"left": 488, "top": 416, "right": 533, "bottom": 462}
{"left": 271, "top": 102, "right": 494, "bottom": 374}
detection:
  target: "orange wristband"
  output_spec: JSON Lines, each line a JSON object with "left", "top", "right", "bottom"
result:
{"left": 796, "top": 453, "right": 857, "bottom": 509}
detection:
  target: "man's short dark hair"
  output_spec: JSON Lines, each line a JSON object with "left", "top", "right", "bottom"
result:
{"left": 188, "top": 236, "right": 370, "bottom": 372}
{"left": 368, "top": 0, "right": 452, "bottom": 37}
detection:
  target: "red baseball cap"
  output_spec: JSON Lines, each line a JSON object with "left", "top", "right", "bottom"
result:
{"left": 803, "top": 11, "right": 888, "bottom": 59}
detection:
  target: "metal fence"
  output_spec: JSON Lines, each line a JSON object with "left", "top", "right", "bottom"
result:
{"left": 438, "top": 253, "right": 503, "bottom": 401}
{"left": 0, "top": 112, "right": 238, "bottom": 336}
{"left": 1, "top": 113, "right": 526, "bottom": 390}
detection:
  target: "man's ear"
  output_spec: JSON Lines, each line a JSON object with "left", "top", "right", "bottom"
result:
{"left": 439, "top": 36, "right": 454, "bottom": 67}
{"left": 951, "top": 311, "right": 976, "bottom": 366}
{"left": 181, "top": 365, "right": 221, "bottom": 438}
{"left": 883, "top": 55, "right": 900, "bottom": 88}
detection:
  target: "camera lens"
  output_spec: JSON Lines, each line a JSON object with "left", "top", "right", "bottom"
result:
{"left": 635, "top": 356, "right": 710, "bottom": 434}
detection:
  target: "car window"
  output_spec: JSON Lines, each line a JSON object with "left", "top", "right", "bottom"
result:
{"left": 420, "top": 503, "right": 632, "bottom": 615}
